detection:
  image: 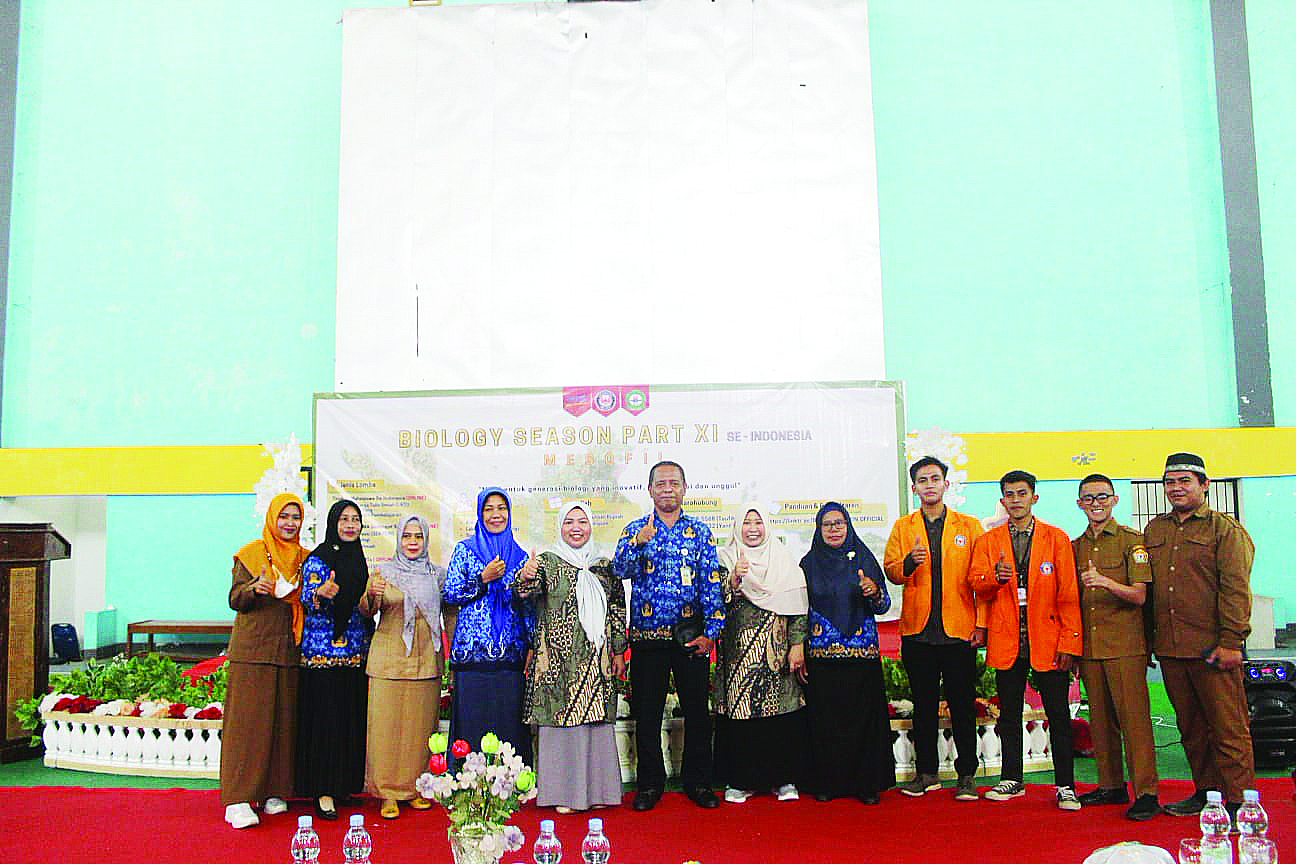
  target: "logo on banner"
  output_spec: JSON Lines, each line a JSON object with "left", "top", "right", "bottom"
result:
{"left": 563, "top": 387, "right": 593, "bottom": 417}
{"left": 622, "top": 386, "right": 649, "bottom": 415}
{"left": 562, "top": 385, "right": 651, "bottom": 417}
{"left": 592, "top": 388, "right": 620, "bottom": 416}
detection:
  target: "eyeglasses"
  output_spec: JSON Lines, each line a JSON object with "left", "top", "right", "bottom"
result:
{"left": 821, "top": 519, "right": 847, "bottom": 529}
{"left": 1079, "top": 494, "right": 1113, "bottom": 505}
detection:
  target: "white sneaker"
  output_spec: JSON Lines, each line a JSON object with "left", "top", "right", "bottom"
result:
{"left": 1056, "top": 786, "right": 1081, "bottom": 811}
{"left": 225, "top": 803, "right": 259, "bottom": 829}
{"left": 724, "top": 787, "right": 753, "bottom": 803}
{"left": 775, "top": 784, "right": 799, "bottom": 802}
{"left": 984, "top": 780, "right": 1026, "bottom": 801}
{"left": 263, "top": 797, "right": 288, "bottom": 815}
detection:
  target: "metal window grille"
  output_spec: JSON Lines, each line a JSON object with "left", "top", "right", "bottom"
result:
{"left": 1128, "top": 478, "right": 1240, "bottom": 532}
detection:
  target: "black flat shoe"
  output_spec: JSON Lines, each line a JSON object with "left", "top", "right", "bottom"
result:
{"left": 813, "top": 792, "right": 831, "bottom": 802}
{"left": 1125, "top": 795, "right": 1159, "bottom": 821}
{"left": 1078, "top": 786, "right": 1129, "bottom": 806}
{"left": 1163, "top": 790, "right": 1209, "bottom": 817}
{"left": 631, "top": 787, "right": 663, "bottom": 812}
{"left": 315, "top": 797, "right": 338, "bottom": 821}
{"left": 684, "top": 786, "right": 719, "bottom": 809}
{"left": 858, "top": 793, "right": 880, "bottom": 805}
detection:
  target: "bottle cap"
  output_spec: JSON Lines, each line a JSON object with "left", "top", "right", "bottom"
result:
{"left": 588, "top": 817, "right": 603, "bottom": 831}
{"left": 350, "top": 814, "right": 365, "bottom": 827}
{"left": 298, "top": 815, "right": 313, "bottom": 828}
{"left": 1243, "top": 789, "right": 1259, "bottom": 803}
{"left": 540, "top": 819, "right": 555, "bottom": 833}
{"left": 1205, "top": 790, "right": 1223, "bottom": 804}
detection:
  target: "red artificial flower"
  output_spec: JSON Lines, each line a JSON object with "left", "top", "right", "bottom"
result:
{"left": 53, "top": 697, "right": 76, "bottom": 712}
{"left": 887, "top": 703, "right": 898, "bottom": 718}
{"left": 166, "top": 703, "right": 188, "bottom": 719}
{"left": 193, "top": 706, "right": 223, "bottom": 720}
{"left": 451, "top": 739, "right": 471, "bottom": 759}
{"left": 125, "top": 703, "right": 143, "bottom": 717}
{"left": 428, "top": 753, "right": 447, "bottom": 775}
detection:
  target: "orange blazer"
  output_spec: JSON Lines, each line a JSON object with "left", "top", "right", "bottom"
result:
{"left": 883, "top": 509, "right": 984, "bottom": 640}
{"left": 969, "top": 520, "right": 1081, "bottom": 671}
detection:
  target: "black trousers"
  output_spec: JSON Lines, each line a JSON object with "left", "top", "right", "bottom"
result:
{"left": 995, "top": 656, "right": 1074, "bottom": 786}
{"left": 900, "top": 637, "right": 979, "bottom": 778}
{"left": 629, "top": 639, "right": 712, "bottom": 790}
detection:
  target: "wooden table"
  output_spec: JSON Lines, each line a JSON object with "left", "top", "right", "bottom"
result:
{"left": 126, "top": 620, "right": 233, "bottom": 658}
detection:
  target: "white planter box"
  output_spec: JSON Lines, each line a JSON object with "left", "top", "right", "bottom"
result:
{"left": 40, "top": 711, "right": 222, "bottom": 779}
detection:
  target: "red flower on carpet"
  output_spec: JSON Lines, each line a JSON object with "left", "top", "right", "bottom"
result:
{"left": 451, "top": 739, "right": 471, "bottom": 759}
{"left": 428, "top": 753, "right": 447, "bottom": 774}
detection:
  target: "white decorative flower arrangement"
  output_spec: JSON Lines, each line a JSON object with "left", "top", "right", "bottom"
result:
{"left": 253, "top": 435, "right": 317, "bottom": 545}
{"left": 904, "top": 428, "right": 969, "bottom": 509}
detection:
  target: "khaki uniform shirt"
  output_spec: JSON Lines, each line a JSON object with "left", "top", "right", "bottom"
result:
{"left": 362, "top": 584, "right": 444, "bottom": 680}
{"left": 1072, "top": 521, "right": 1151, "bottom": 660}
{"left": 227, "top": 559, "right": 300, "bottom": 666}
{"left": 1146, "top": 504, "right": 1254, "bottom": 657}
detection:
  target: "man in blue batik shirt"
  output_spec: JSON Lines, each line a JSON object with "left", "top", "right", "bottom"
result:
{"left": 614, "top": 460, "right": 724, "bottom": 811}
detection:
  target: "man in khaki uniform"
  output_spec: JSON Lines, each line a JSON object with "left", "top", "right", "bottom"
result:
{"left": 1071, "top": 473, "right": 1159, "bottom": 821}
{"left": 1147, "top": 453, "right": 1255, "bottom": 819}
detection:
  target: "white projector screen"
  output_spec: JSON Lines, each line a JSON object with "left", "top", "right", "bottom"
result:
{"left": 337, "top": 0, "right": 883, "bottom": 391}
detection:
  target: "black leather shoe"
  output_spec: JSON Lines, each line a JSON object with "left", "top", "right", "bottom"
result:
{"left": 631, "top": 787, "right": 663, "bottom": 812}
{"left": 1078, "top": 786, "right": 1129, "bottom": 806}
{"left": 858, "top": 793, "right": 880, "bottom": 805}
{"left": 315, "top": 797, "right": 338, "bottom": 821}
{"left": 684, "top": 786, "right": 719, "bottom": 809}
{"left": 1125, "top": 794, "right": 1159, "bottom": 821}
{"left": 813, "top": 792, "right": 831, "bottom": 802}
{"left": 1162, "top": 790, "right": 1209, "bottom": 817}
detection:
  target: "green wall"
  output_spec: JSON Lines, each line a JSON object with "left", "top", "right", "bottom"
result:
{"left": 5, "top": 1, "right": 1293, "bottom": 640}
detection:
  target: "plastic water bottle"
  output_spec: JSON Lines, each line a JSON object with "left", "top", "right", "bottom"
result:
{"left": 290, "top": 815, "right": 320, "bottom": 863}
{"left": 533, "top": 819, "right": 562, "bottom": 864}
{"left": 580, "top": 817, "right": 610, "bottom": 864}
{"left": 1199, "top": 790, "right": 1233, "bottom": 864}
{"left": 1236, "top": 789, "right": 1268, "bottom": 839}
{"left": 342, "top": 814, "right": 372, "bottom": 864}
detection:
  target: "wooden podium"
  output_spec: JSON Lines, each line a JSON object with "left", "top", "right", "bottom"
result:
{"left": 0, "top": 524, "right": 71, "bottom": 762}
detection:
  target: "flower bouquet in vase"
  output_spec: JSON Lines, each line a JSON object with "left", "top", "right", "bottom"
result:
{"left": 417, "top": 731, "right": 537, "bottom": 864}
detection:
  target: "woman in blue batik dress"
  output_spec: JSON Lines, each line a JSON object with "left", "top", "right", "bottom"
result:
{"left": 799, "top": 501, "right": 896, "bottom": 804}
{"left": 441, "top": 487, "right": 535, "bottom": 763}
{"left": 296, "top": 499, "right": 373, "bottom": 821}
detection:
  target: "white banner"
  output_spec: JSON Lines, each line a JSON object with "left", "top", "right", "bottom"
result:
{"left": 314, "top": 382, "right": 905, "bottom": 610}
{"left": 337, "top": 0, "right": 883, "bottom": 392}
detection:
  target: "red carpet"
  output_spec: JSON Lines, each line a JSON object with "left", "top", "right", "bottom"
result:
{"left": 5, "top": 780, "right": 1293, "bottom": 864}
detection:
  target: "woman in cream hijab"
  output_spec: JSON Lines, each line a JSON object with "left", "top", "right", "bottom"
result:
{"left": 714, "top": 504, "right": 810, "bottom": 803}
{"left": 515, "top": 502, "right": 627, "bottom": 813}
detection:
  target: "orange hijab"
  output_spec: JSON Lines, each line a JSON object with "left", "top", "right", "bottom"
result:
{"left": 235, "top": 493, "right": 309, "bottom": 644}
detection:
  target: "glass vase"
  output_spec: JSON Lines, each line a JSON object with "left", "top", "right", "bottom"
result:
{"left": 448, "top": 824, "right": 503, "bottom": 864}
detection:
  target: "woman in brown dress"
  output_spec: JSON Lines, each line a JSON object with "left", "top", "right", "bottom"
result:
{"left": 361, "top": 514, "right": 444, "bottom": 819}
{"left": 222, "top": 493, "right": 308, "bottom": 829}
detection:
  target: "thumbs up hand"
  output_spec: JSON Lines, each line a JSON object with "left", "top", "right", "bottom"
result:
{"left": 858, "top": 569, "right": 879, "bottom": 598}
{"left": 634, "top": 515, "right": 656, "bottom": 547}
{"left": 1081, "top": 559, "right": 1108, "bottom": 591}
{"left": 995, "top": 552, "right": 1013, "bottom": 585}
{"left": 367, "top": 572, "right": 387, "bottom": 601}
{"left": 910, "top": 541, "right": 928, "bottom": 566}
{"left": 482, "top": 556, "right": 505, "bottom": 584}
{"left": 252, "top": 566, "right": 274, "bottom": 596}
{"left": 313, "top": 569, "right": 340, "bottom": 609}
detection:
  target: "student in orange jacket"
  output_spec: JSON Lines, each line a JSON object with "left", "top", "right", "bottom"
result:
{"left": 884, "top": 456, "right": 984, "bottom": 801}
{"left": 970, "top": 470, "right": 1082, "bottom": 811}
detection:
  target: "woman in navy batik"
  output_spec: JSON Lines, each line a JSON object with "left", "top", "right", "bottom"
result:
{"left": 296, "top": 499, "right": 373, "bottom": 821}
{"left": 799, "top": 501, "right": 896, "bottom": 804}
{"left": 441, "top": 487, "right": 535, "bottom": 763}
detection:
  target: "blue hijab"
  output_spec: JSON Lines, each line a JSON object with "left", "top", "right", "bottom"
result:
{"left": 466, "top": 487, "right": 527, "bottom": 571}
{"left": 800, "top": 502, "right": 882, "bottom": 640}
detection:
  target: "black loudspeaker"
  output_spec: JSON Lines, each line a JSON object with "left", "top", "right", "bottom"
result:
{"left": 1245, "top": 660, "right": 1296, "bottom": 769}
{"left": 51, "top": 622, "right": 80, "bottom": 664}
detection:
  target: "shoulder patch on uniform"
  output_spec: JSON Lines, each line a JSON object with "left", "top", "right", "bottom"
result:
{"left": 1040, "top": 562, "right": 1054, "bottom": 576}
{"left": 954, "top": 534, "right": 967, "bottom": 548}
{"left": 1131, "top": 546, "right": 1149, "bottom": 565}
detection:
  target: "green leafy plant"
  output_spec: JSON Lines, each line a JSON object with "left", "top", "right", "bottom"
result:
{"left": 14, "top": 654, "right": 228, "bottom": 743}
{"left": 882, "top": 651, "right": 997, "bottom": 702}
